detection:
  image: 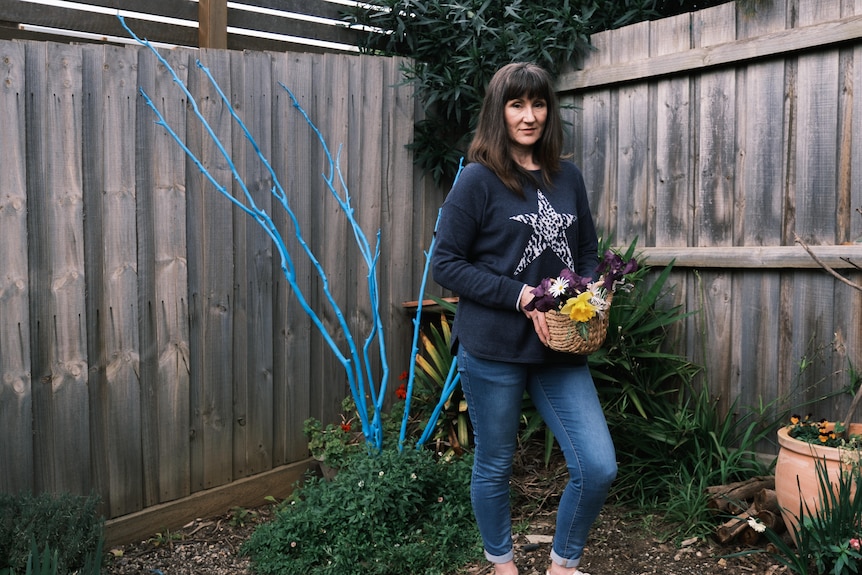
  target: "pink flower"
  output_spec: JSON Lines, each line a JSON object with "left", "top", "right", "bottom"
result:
{"left": 850, "top": 538, "right": 861, "bottom": 551}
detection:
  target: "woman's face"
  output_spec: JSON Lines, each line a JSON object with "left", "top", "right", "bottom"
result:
{"left": 504, "top": 94, "right": 547, "bottom": 151}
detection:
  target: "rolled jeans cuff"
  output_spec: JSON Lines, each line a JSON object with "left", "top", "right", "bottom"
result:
{"left": 484, "top": 548, "right": 514, "bottom": 564}
{"left": 550, "top": 548, "right": 580, "bottom": 569}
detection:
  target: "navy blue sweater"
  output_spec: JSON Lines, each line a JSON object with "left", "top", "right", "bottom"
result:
{"left": 432, "top": 161, "right": 599, "bottom": 364}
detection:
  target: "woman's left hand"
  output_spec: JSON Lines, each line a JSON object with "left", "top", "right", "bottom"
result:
{"left": 520, "top": 286, "right": 550, "bottom": 346}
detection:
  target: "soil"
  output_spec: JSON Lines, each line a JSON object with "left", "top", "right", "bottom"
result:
{"left": 102, "top": 447, "right": 788, "bottom": 575}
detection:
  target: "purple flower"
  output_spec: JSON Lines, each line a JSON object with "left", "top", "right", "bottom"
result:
{"left": 596, "top": 250, "right": 638, "bottom": 291}
{"left": 559, "top": 268, "right": 591, "bottom": 293}
{"left": 525, "top": 277, "right": 557, "bottom": 312}
{"left": 525, "top": 251, "right": 639, "bottom": 318}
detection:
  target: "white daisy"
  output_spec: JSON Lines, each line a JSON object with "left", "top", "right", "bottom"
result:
{"left": 549, "top": 278, "right": 569, "bottom": 297}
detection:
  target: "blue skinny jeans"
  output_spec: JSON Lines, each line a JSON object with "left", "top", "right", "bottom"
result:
{"left": 458, "top": 348, "right": 617, "bottom": 569}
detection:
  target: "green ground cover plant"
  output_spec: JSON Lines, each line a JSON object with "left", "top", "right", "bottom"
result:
{"left": 241, "top": 446, "right": 480, "bottom": 575}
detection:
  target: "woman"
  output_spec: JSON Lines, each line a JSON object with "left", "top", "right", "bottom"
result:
{"left": 432, "top": 62, "right": 617, "bottom": 575}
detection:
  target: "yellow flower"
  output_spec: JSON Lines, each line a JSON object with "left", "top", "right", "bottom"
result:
{"left": 561, "top": 292, "right": 596, "bottom": 322}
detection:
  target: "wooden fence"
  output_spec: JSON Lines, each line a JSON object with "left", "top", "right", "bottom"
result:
{"left": 3, "top": 0, "right": 862, "bottom": 538}
{"left": 560, "top": 0, "right": 862, "bottom": 428}
{"left": 0, "top": 38, "right": 442, "bottom": 527}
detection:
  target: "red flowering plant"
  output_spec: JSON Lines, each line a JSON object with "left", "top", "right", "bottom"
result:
{"left": 525, "top": 249, "right": 639, "bottom": 341}
{"left": 303, "top": 396, "right": 362, "bottom": 470}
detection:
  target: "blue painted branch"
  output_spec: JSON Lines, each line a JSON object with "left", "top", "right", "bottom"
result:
{"left": 121, "top": 15, "right": 387, "bottom": 450}
{"left": 405, "top": 160, "right": 465, "bottom": 449}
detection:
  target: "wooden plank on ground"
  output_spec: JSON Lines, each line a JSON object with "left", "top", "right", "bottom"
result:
{"left": 104, "top": 459, "right": 316, "bottom": 547}
{"left": 136, "top": 45, "right": 193, "bottom": 507}
{"left": 229, "top": 48, "right": 274, "bottom": 479}
{"left": 25, "top": 41, "right": 91, "bottom": 494}
{"left": 271, "top": 51, "right": 315, "bottom": 464}
{"left": 0, "top": 39, "right": 32, "bottom": 494}
{"left": 81, "top": 43, "right": 143, "bottom": 518}
{"left": 186, "top": 48, "right": 235, "bottom": 492}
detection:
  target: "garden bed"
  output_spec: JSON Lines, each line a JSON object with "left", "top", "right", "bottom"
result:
{"left": 101, "top": 443, "right": 785, "bottom": 575}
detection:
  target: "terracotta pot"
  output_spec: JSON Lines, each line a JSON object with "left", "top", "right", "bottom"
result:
{"left": 774, "top": 423, "right": 862, "bottom": 542}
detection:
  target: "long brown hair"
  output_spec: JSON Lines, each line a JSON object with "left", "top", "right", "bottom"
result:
{"left": 468, "top": 62, "right": 563, "bottom": 196}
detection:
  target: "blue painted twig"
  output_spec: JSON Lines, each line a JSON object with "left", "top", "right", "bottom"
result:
{"left": 121, "top": 15, "right": 388, "bottom": 450}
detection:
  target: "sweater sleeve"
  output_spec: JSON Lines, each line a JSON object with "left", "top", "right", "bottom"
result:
{"left": 431, "top": 167, "right": 526, "bottom": 309}
{"left": 432, "top": 200, "right": 526, "bottom": 309}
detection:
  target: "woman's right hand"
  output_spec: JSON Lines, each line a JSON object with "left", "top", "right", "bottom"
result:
{"left": 520, "top": 286, "right": 550, "bottom": 346}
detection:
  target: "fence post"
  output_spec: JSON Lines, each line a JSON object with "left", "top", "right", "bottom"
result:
{"left": 198, "top": 0, "right": 227, "bottom": 49}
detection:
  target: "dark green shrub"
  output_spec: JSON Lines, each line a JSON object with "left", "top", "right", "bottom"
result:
{"left": 0, "top": 492, "right": 103, "bottom": 575}
{"left": 242, "top": 447, "right": 480, "bottom": 575}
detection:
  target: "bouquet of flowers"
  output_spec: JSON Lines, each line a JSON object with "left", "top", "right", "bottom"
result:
{"left": 525, "top": 250, "right": 639, "bottom": 354}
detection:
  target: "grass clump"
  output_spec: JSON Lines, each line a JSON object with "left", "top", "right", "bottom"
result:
{"left": 0, "top": 492, "right": 104, "bottom": 575}
{"left": 242, "top": 446, "right": 480, "bottom": 575}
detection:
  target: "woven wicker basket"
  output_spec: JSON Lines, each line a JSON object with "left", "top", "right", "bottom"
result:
{"left": 545, "top": 293, "right": 613, "bottom": 354}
